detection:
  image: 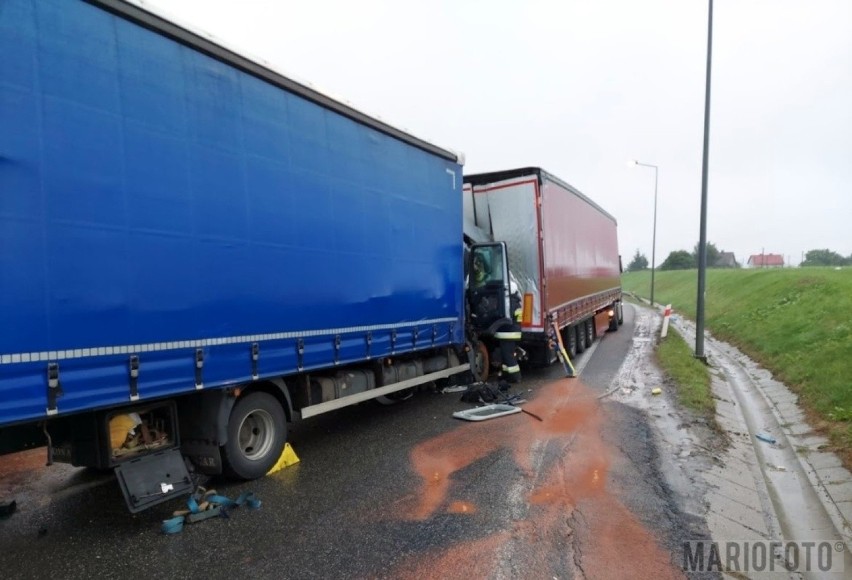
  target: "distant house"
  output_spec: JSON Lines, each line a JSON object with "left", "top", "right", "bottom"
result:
{"left": 717, "top": 252, "right": 738, "bottom": 268}
{"left": 747, "top": 253, "right": 784, "bottom": 268}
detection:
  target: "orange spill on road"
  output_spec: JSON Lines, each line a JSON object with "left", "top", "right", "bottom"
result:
{"left": 404, "top": 379, "right": 597, "bottom": 520}
{"left": 0, "top": 448, "right": 46, "bottom": 476}
{"left": 0, "top": 448, "right": 46, "bottom": 496}
{"left": 574, "top": 495, "right": 684, "bottom": 580}
{"left": 447, "top": 501, "right": 476, "bottom": 514}
{"left": 392, "top": 378, "right": 683, "bottom": 578}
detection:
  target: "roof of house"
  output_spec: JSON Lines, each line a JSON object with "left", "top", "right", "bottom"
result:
{"left": 747, "top": 254, "right": 784, "bottom": 266}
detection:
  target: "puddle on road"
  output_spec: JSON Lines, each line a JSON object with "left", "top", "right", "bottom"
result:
{"left": 389, "top": 378, "right": 682, "bottom": 579}
{"left": 385, "top": 531, "right": 512, "bottom": 580}
{"left": 0, "top": 447, "right": 112, "bottom": 513}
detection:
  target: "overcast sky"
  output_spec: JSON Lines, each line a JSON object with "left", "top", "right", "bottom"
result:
{"left": 142, "top": 0, "right": 852, "bottom": 267}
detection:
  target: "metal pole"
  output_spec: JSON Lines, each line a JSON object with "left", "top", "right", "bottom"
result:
{"left": 695, "top": 0, "right": 713, "bottom": 361}
{"left": 630, "top": 160, "right": 660, "bottom": 305}
{"left": 650, "top": 165, "right": 658, "bottom": 306}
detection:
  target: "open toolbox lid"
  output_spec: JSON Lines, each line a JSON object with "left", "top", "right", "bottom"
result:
{"left": 115, "top": 448, "right": 193, "bottom": 513}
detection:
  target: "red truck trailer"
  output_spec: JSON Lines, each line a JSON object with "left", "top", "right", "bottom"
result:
{"left": 463, "top": 168, "right": 623, "bottom": 367}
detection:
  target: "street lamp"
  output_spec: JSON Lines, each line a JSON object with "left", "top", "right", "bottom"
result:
{"left": 629, "top": 159, "right": 659, "bottom": 307}
{"left": 695, "top": 0, "right": 714, "bottom": 362}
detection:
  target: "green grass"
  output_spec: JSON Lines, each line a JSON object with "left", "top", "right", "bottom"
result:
{"left": 623, "top": 268, "right": 852, "bottom": 455}
{"left": 656, "top": 329, "right": 714, "bottom": 418}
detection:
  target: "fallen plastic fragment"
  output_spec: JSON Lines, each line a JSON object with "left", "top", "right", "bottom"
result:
{"left": 453, "top": 404, "right": 522, "bottom": 422}
{"left": 756, "top": 433, "right": 777, "bottom": 444}
{"left": 441, "top": 386, "right": 468, "bottom": 394}
{"left": 766, "top": 463, "right": 786, "bottom": 472}
{"left": 651, "top": 388, "right": 662, "bottom": 395}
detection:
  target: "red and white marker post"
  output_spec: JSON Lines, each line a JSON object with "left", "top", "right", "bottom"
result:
{"left": 660, "top": 304, "right": 673, "bottom": 338}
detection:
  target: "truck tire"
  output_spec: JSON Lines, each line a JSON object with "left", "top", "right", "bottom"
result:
{"left": 222, "top": 391, "right": 287, "bottom": 480}
{"left": 471, "top": 341, "right": 490, "bottom": 382}
{"left": 584, "top": 319, "right": 594, "bottom": 348}
{"left": 564, "top": 326, "right": 577, "bottom": 358}
{"left": 575, "top": 325, "right": 586, "bottom": 354}
{"left": 617, "top": 303, "right": 624, "bottom": 326}
{"left": 375, "top": 389, "right": 415, "bottom": 405}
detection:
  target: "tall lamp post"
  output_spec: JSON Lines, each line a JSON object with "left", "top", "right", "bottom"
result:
{"left": 695, "top": 0, "right": 714, "bottom": 361}
{"left": 629, "top": 160, "right": 659, "bottom": 307}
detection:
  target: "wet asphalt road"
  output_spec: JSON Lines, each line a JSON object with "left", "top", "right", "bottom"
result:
{"left": 0, "top": 305, "right": 710, "bottom": 579}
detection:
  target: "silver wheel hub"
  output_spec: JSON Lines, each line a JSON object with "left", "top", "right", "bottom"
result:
{"left": 237, "top": 408, "right": 275, "bottom": 460}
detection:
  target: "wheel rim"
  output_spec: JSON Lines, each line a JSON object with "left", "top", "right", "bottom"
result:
{"left": 474, "top": 342, "right": 489, "bottom": 382}
{"left": 237, "top": 408, "right": 275, "bottom": 460}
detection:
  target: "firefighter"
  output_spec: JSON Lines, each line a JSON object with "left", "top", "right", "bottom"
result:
{"left": 495, "top": 281, "right": 523, "bottom": 384}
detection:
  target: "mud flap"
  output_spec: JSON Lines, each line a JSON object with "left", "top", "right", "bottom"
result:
{"left": 115, "top": 448, "right": 193, "bottom": 513}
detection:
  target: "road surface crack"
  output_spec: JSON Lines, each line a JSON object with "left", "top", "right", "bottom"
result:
{"left": 568, "top": 507, "right": 589, "bottom": 580}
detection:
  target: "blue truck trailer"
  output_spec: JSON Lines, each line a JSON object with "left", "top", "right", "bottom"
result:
{"left": 1, "top": 0, "right": 623, "bottom": 513}
{"left": 0, "top": 0, "right": 479, "bottom": 512}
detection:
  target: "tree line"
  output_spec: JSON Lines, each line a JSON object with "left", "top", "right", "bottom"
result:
{"left": 799, "top": 249, "right": 852, "bottom": 267}
{"left": 625, "top": 246, "right": 852, "bottom": 272}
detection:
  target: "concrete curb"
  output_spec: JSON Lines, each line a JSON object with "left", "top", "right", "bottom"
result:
{"left": 671, "top": 316, "right": 852, "bottom": 548}
{"left": 734, "top": 356, "right": 852, "bottom": 545}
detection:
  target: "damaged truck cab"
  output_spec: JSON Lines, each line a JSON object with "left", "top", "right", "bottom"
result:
{"left": 463, "top": 168, "right": 624, "bottom": 370}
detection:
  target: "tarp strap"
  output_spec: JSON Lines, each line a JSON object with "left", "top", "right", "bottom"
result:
{"left": 161, "top": 490, "right": 261, "bottom": 534}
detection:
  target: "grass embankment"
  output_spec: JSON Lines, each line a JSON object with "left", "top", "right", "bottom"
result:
{"left": 623, "top": 268, "right": 852, "bottom": 460}
{"left": 656, "top": 329, "right": 714, "bottom": 418}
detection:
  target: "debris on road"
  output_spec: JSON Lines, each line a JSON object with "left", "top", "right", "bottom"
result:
{"left": 460, "top": 382, "right": 508, "bottom": 404}
{"left": 766, "top": 463, "right": 787, "bottom": 472}
{"left": 519, "top": 408, "right": 544, "bottom": 422}
{"left": 651, "top": 388, "right": 662, "bottom": 395}
{"left": 455, "top": 382, "right": 538, "bottom": 421}
{"left": 0, "top": 500, "right": 16, "bottom": 519}
{"left": 755, "top": 433, "right": 777, "bottom": 444}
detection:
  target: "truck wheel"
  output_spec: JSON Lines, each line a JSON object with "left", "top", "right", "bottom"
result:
{"left": 471, "top": 341, "right": 489, "bottom": 382}
{"left": 375, "top": 389, "right": 415, "bottom": 405}
{"left": 584, "top": 319, "right": 594, "bottom": 348}
{"left": 575, "top": 325, "right": 586, "bottom": 354}
{"left": 564, "top": 327, "right": 577, "bottom": 358}
{"left": 617, "top": 303, "right": 624, "bottom": 325}
{"left": 222, "top": 392, "right": 286, "bottom": 480}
